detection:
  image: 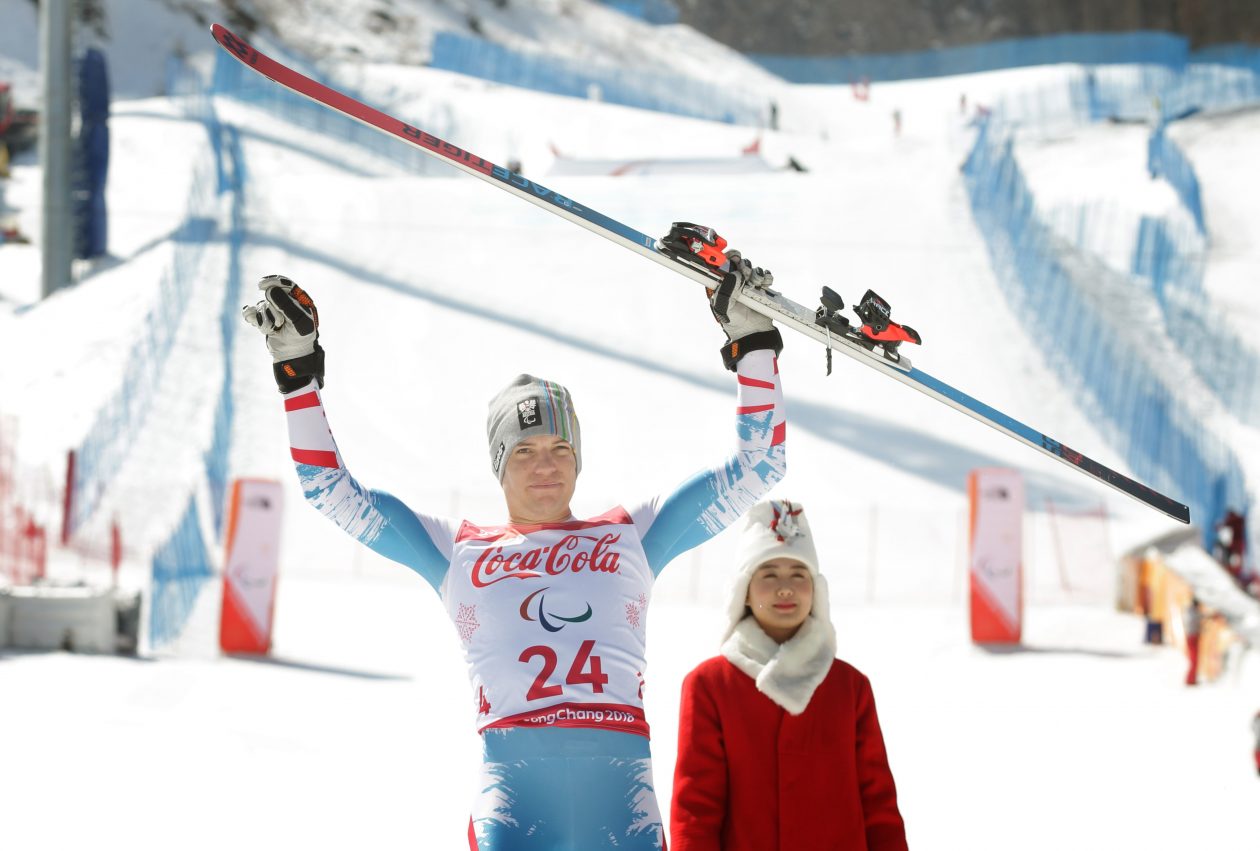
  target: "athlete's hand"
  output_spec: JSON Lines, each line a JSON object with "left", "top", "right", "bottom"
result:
{"left": 706, "top": 250, "right": 782, "bottom": 371}
{"left": 242, "top": 274, "right": 326, "bottom": 393}
{"left": 707, "top": 250, "right": 775, "bottom": 338}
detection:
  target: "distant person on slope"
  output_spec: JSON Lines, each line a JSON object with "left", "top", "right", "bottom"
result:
{"left": 241, "top": 246, "right": 786, "bottom": 850}
{"left": 1183, "top": 596, "right": 1204, "bottom": 686}
{"left": 671, "top": 500, "right": 908, "bottom": 851}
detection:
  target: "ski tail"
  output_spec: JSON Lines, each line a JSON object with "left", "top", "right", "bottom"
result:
{"left": 909, "top": 368, "right": 1189, "bottom": 523}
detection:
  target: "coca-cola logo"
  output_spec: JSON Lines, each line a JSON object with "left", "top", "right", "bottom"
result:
{"left": 471, "top": 533, "right": 622, "bottom": 588}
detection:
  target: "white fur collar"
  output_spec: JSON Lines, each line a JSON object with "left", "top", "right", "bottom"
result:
{"left": 720, "top": 615, "right": 837, "bottom": 715}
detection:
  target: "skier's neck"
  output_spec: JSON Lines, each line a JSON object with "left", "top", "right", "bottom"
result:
{"left": 507, "top": 507, "right": 575, "bottom": 526}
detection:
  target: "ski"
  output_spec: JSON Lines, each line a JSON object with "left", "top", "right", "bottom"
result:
{"left": 209, "top": 24, "right": 1191, "bottom": 525}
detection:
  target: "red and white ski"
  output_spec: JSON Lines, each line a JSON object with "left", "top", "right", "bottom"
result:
{"left": 209, "top": 24, "right": 1190, "bottom": 524}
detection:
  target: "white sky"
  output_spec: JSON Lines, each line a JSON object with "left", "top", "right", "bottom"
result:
{"left": 0, "top": 2, "right": 1258, "bottom": 848}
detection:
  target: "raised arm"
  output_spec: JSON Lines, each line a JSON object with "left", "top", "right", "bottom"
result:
{"left": 634, "top": 249, "right": 787, "bottom": 574}
{"left": 243, "top": 276, "right": 451, "bottom": 592}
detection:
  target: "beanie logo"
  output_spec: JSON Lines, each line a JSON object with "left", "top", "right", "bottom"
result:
{"left": 492, "top": 441, "right": 506, "bottom": 474}
{"left": 518, "top": 398, "right": 541, "bottom": 429}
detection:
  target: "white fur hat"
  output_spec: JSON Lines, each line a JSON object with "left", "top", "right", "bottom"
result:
{"left": 722, "top": 499, "right": 832, "bottom": 643}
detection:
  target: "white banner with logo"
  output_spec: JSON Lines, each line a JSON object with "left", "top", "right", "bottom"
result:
{"left": 968, "top": 468, "right": 1023, "bottom": 644}
{"left": 219, "top": 479, "right": 284, "bottom": 654}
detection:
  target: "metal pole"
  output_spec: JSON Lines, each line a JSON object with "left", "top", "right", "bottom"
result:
{"left": 40, "top": 0, "right": 73, "bottom": 299}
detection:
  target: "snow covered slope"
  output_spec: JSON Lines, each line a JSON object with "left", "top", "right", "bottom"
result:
{"left": 0, "top": 0, "right": 782, "bottom": 101}
{"left": 1, "top": 7, "right": 1257, "bottom": 850}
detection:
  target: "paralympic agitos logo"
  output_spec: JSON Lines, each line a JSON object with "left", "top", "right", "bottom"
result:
{"left": 519, "top": 587, "right": 593, "bottom": 632}
{"left": 471, "top": 533, "right": 622, "bottom": 588}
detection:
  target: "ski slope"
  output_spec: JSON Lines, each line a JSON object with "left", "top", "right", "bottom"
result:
{"left": 1, "top": 6, "right": 1258, "bottom": 849}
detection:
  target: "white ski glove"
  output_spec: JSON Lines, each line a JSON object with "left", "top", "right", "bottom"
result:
{"left": 708, "top": 249, "right": 783, "bottom": 371}
{"left": 242, "top": 274, "right": 325, "bottom": 393}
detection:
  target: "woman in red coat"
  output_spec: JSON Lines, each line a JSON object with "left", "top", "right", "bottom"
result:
{"left": 671, "top": 499, "right": 908, "bottom": 851}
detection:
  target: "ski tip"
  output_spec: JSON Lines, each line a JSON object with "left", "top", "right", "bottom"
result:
{"left": 211, "top": 23, "right": 261, "bottom": 66}
{"left": 210, "top": 22, "right": 245, "bottom": 47}
{"left": 210, "top": 22, "right": 233, "bottom": 50}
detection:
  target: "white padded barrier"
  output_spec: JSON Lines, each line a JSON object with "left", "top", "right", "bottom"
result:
{"left": 8, "top": 585, "right": 117, "bottom": 652}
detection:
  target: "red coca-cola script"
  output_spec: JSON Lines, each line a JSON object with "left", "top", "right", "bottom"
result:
{"left": 472, "top": 533, "right": 622, "bottom": 588}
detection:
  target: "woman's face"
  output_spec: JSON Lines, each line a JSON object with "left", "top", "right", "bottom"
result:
{"left": 745, "top": 557, "right": 813, "bottom": 643}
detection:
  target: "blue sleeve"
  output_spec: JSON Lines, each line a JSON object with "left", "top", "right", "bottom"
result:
{"left": 296, "top": 463, "right": 451, "bottom": 593}
{"left": 639, "top": 443, "right": 786, "bottom": 576}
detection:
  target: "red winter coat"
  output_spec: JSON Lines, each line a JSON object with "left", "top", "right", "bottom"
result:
{"left": 671, "top": 656, "right": 907, "bottom": 851}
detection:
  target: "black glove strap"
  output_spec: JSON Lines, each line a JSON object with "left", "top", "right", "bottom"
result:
{"left": 708, "top": 270, "right": 739, "bottom": 324}
{"left": 720, "top": 328, "right": 783, "bottom": 372}
{"left": 274, "top": 344, "right": 325, "bottom": 394}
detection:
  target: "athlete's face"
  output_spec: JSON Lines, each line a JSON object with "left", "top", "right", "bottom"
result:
{"left": 745, "top": 558, "right": 813, "bottom": 643}
{"left": 501, "top": 434, "right": 578, "bottom": 524}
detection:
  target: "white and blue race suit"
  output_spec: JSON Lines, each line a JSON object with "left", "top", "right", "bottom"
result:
{"left": 281, "top": 349, "right": 786, "bottom": 850}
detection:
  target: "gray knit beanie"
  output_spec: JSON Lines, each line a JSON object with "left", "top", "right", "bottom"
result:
{"left": 486, "top": 375, "right": 582, "bottom": 481}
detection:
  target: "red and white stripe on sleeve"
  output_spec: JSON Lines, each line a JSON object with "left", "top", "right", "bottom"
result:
{"left": 283, "top": 380, "right": 343, "bottom": 469}
{"left": 734, "top": 348, "right": 786, "bottom": 451}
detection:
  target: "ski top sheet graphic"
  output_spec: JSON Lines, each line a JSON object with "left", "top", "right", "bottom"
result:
{"left": 210, "top": 24, "right": 1191, "bottom": 525}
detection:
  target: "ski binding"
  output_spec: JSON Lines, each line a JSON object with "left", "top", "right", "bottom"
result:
{"left": 815, "top": 286, "right": 921, "bottom": 372}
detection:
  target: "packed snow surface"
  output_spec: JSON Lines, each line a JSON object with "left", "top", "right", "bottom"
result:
{"left": 0, "top": 2, "right": 1257, "bottom": 848}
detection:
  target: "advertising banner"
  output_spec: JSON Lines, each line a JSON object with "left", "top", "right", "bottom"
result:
{"left": 219, "top": 479, "right": 283, "bottom": 654}
{"left": 969, "top": 468, "right": 1023, "bottom": 644}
